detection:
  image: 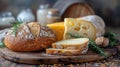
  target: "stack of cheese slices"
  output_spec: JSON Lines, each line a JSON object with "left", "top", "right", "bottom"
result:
{"left": 46, "top": 38, "right": 89, "bottom": 56}
{"left": 46, "top": 15, "right": 105, "bottom": 56}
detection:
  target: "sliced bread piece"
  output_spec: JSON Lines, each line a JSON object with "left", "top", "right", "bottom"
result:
{"left": 46, "top": 48, "right": 82, "bottom": 56}
{"left": 52, "top": 38, "right": 89, "bottom": 54}
{"left": 64, "top": 18, "right": 96, "bottom": 40}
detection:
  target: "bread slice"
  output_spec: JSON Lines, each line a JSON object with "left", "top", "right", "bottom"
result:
{"left": 52, "top": 38, "right": 89, "bottom": 54}
{"left": 46, "top": 48, "right": 82, "bottom": 56}
{"left": 64, "top": 18, "right": 96, "bottom": 40}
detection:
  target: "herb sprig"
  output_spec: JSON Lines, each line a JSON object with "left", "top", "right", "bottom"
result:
{"left": 11, "top": 21, "right": 23, "bottom": 36}
{"left": 104, "top": 32, "right": 120, "bottom": 47}
{"left": 68, "top": 33, "right": 108, "bottom": 57}
{"left": 0, "top": 42, "right": 5, "bottom": 48}
{"left": 89, "top": 39, "right": 108, "bottom": 57}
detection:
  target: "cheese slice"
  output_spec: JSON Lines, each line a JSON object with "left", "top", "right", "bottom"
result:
{"left": 64, "top": 18, "right": 96, "bottom": 40}
{"left": 46, "top": 48, "right": 82, "bottom": 56}
{"left": 47, "top": 22, "right": 64, "bottom": 41}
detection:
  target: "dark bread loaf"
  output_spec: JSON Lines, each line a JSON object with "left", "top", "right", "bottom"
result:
{"left": 4, "top": 22, "right": 56, "bottom": 51}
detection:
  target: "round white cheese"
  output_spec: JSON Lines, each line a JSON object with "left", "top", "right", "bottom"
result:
{"left": 77, "top": 15, "right": 105, "bottom": 37}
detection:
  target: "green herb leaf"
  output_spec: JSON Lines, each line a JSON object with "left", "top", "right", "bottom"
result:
{"left": 89, "top": 39, "right": 108, "bottom": 57}
{"left": 68, "top": 33, "right": 82, "bottom": 38}
{"left": 0, "top": 42, "right": 5, "bottom": 48}
{"left": 104, "top": 32, "right": 120, "bottom": 47}
{"left": 11, "top": 21, "right": 23, "bottom": 36}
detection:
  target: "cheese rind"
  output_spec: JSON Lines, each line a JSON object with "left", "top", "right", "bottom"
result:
{"left": 77, "top": 15, "right": 105, "bottom": 37}
{"left": 47, "top": 22, "right": 64, "bottom": 41}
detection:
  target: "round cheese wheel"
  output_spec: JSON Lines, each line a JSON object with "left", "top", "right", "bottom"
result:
{"left": 77, "top": 15, "right": 105, "bottom": 37}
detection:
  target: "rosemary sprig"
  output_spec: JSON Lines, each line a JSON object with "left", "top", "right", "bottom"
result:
{"left": 68, "top": 33, "right": 82, "bottom": 38}
{"left": 89, "top": 39, "right": 108, "bottom": 57}
{"left": 104, "top": 32, "right": 120, "bottom": 47}
{"left": 68, "top": 33, "right": 108, "bottom": 57}
{"left": 0, "top": 42, "right": 5, "bottom": 48}
{"left": 11, "top": 21, "right": 23, "bottom": 36}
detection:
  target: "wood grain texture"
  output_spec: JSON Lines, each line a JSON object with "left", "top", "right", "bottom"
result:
{"left": 116, "top": 45, "right": 120, "bottom": 51}
{"left": 0, "top": 47, "right": 118, "bottom": 65}
{"left": 61, "top": 3, "right": 95, "bottom": 20}
{"left": 53, "top": 0, "right": 85, "bottom": 16}
{"left": 53, "top": 0, "right": 94, "bottom": 21}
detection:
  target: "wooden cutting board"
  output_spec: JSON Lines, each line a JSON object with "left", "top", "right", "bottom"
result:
{"left": 0, "top": 47, "right": 118, "bottom": 64}
{"left": 0, "top": 29, "right": 119, "bottom": 64}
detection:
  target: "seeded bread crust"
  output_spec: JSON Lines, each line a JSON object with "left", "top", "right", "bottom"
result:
{"left": 4, "top": 22, "right": 56, "bottom": 51}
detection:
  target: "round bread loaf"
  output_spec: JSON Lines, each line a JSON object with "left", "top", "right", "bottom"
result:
{"left": 4, "top": 22, "right": 56, "bottom": 51}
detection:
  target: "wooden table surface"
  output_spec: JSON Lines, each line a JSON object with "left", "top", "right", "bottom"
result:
{"left": 0, "top": 27, "right": 119, "bottom": 67}
{"left": 0, "top": 51, "right": 120, "bottom": 67}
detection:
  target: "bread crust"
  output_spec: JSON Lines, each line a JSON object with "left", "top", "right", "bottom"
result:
{"left": 4, "top": 22, "right": 56, "bottom": 51}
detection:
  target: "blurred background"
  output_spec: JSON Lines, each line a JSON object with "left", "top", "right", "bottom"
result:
{"left": 0, "top": 0, "right": 120, "bottom": 28}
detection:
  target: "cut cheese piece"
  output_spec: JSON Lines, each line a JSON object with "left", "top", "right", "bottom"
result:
{"left": 52, "top": 38, "right": 89, "bottom": 54}
{"left": 64, "top": 18, "right": 96, "bottom": 40}
{"left": 46, "top": 48, "right": 82, "bottom": 56}
{"left": 77, "top": 15, "right": 105, "bottom": 37}
{"left": 47, "top": 22, "right": 64, "bottom": 41}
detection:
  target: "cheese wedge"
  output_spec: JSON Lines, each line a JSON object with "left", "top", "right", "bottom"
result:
{"left": 64, "top": 18, "right": 96, "bottom": 40}
{"left": 77, "top": 15, "right": 105, "bottom": 37}
{"left": 47, "top": 22, "right": 64, "bottom": 41}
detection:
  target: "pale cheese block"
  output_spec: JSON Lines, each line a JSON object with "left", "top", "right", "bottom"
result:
{"left": 64, "top": 18, "right": 96, "bottom": 40}
{"left": 77, "top": 15, "right": 105, "bottom": 37}
{"left": 46, "top": 48, "right": 82, "bottom": 56}
{"left": 52, "top": 38, "right": 89, "bottom": 54}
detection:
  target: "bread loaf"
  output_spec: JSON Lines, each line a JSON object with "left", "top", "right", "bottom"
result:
{"left": 64, "top": 18, "right": 96, "bottom": 40}
{"left": 4, "top": 22, "right": 56, "bottom": 51}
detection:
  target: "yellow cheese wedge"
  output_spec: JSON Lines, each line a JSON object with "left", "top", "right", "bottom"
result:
{"left": 47, "top": 22, "right": 64, "bottom": 41}
{"left": 64, "top": 18, "right": 96, "bottom": 40}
